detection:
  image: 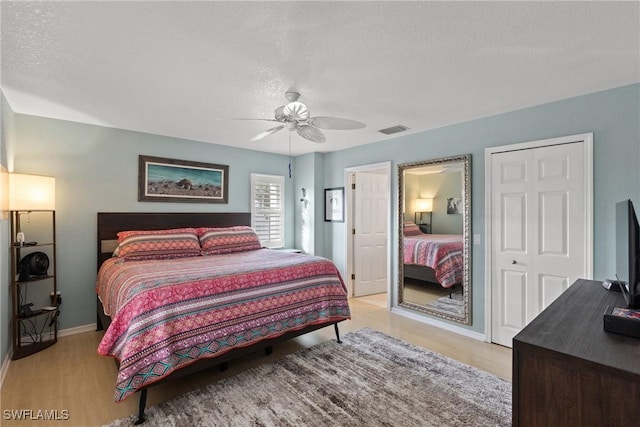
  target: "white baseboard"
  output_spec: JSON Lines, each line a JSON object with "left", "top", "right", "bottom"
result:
{"left": 58, "top": 323, "right": 97, "bottom": 337}
{"left": 1, "top": 323, "right": 97, "bottom": 390}
{"left": 391, "top": 307, "right": 487, "bottom": 341}
{"left": 0, "top": 349, "right": 12, "bottom": 391}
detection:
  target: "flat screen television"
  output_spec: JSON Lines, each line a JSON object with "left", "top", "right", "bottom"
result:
{"left": 616, "top": 199, "right": 640, "bottom": 308}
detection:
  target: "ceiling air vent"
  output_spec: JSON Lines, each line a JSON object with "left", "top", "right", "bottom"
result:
{"left": 378, "top": 125, "right": 409, "bottom": 135}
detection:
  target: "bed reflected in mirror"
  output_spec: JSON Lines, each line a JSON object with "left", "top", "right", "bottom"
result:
{"left": 397, "top": 154, "right": 471, "bottom": 325}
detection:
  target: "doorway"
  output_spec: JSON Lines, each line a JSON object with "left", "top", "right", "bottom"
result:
{"left": 485, "top": 133, "right": 593, "bottom": 347}
{"left": 345, "top": 162, "right": 391, "bottom": 303}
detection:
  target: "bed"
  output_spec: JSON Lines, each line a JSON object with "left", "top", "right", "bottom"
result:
{"left": 402, "top": 222, "right": 464, "bottom": 290}
{"left": 96, "top": 212, "right": 350, "bottom": 424}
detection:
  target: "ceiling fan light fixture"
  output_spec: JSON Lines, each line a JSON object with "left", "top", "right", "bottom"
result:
{"left": 283, "top": 101, "right": 310, "bottom": 121}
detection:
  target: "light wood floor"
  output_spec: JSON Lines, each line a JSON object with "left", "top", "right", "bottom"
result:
{"left": 0, "top": 297, "right": 511, "bottom": 426}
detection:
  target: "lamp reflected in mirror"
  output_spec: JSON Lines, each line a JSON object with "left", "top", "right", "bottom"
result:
{"left": 414, "top": 198, "right": 433, "bottom": 234}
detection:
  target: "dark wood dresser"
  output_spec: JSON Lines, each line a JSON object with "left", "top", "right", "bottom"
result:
{"left": 513, "top": 279, "right": 640, "bottom": 426}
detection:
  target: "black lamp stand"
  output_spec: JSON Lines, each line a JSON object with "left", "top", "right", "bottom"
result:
{"left": 415, "top": 211, "right": 432, "bottom": 234}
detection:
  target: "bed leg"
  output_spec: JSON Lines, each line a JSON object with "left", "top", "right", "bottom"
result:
{"left": 134, "top": 388, "right": 147, "bottom": 425}
{"left": 334, "top": 323, "right": 342, "bottom": 344}
{"left": 264, "top": 345, "right": 273, "bottom": 355}
{"left": 219, "top": 361, "right": 229, "bottom": 371}
{"left": 96, "top": 300, "right": 104, "bottom": 331}
{"left": 449, "top": 283, "right": 462, "bottom": 299}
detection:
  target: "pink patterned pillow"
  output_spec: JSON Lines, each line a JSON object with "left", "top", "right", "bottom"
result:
{"left": 403, "top": 222, "right": 423, "bottom": 236}
{"left": 116, "top": 228, "right": 201, "bottom": 260}
{"left": 197, "top": 226, "right": 262, "bottom": 255}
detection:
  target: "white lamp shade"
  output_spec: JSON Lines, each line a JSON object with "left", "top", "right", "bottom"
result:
{"left": 9, "top": 173, "right": 56, "bottom": 211}
{"left": 415, "top": 198, "right": 433, "bottom": 212}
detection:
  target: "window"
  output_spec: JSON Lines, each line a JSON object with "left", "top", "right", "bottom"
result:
{"left": 251, "top": 173, "right": 284, "bottom": 248}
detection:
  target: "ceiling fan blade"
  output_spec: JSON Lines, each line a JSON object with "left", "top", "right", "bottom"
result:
{"left": 274, "top": 106, "right": 286, "bottom": 121}
{"left": 216, "top": 117, "right": 279, "bottom": 123}
{"left": 250, "top": 125, "right": 285, "bottom": 141}
{"left": 308, "top": 116, "right": 366, "bottom": 130}
{"left": 296, "top": 124, "right": 326, "bottom": 143}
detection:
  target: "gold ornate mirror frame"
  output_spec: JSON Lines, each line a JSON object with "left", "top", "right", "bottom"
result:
{"left": 397, "top": 154, "right": 471, "bottom": 325}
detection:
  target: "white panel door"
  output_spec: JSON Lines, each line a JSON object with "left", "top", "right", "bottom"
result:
{"left": 491, "top": 142, "right": 587, "bottom": 347}
{"left": 353, "top": 172, "right": 388, "bottom": 296}
{"left": 491, "top": 150, "right": 532, "bottom": 346}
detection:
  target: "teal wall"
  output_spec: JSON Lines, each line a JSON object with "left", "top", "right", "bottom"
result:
{"left": 294, "top": 153, "right": 316, "bottom": 254}
{"left": 3, "top": 83, "right": 639, "bottom": 342}
{"left": 322, "top": 83, "right": 640, "bottom": 332}
{"left": 412, "top": 171, "right": 463, "bottom": 235}
{"left": 293, "top": 152, "right": 325, "bottom": 255}
{"left": 9, "top": 116, "right": 295, "bottom": 331}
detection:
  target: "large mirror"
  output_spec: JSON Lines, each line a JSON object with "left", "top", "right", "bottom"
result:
{"left": 398, "top": 154, "right": 471, "bottom": 325}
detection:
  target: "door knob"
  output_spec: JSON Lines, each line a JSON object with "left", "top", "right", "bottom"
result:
{"left": 512, "top": 260, "right": 517, "bottom": 264}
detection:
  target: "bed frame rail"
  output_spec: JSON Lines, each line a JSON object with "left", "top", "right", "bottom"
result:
{"left": 133, "top": 321, "right": 344, "bottom": 424}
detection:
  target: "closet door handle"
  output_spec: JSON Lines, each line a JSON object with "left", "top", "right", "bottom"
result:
{"left": 512, "top": 260, "right": 518, "bottom": 264}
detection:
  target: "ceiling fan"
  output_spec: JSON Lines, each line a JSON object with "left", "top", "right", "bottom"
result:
{"left": 221, "top": 91, "right": 366, "bottom": 143}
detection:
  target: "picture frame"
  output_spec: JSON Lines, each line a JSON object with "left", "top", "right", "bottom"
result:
{"left": 138, "top": 155, "right": 229, "bottom": 203}
{"left": 324, "top": 187, "right": 345, "bottom": 222}
{"left": 447, "top": 197, "right": 462, "bottom": 214}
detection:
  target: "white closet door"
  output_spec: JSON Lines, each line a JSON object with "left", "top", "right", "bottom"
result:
{"left": 491, "top": 142, "right": 587, "bottom": 347}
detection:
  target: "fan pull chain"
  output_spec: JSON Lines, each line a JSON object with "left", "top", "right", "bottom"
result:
{"left": 288, "top": 133, "right": 292, "bottom": 179}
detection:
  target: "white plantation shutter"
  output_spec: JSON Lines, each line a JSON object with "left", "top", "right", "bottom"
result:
{"left": 251, "top": 173, "right": 285, "bottom": 248}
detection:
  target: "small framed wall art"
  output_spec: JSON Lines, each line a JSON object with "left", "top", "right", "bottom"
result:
{"left": 447, "top": 197, "right": 462, "bottom": 214}
{"left": 324, "top": 187, "right": 345, "bottom": 222}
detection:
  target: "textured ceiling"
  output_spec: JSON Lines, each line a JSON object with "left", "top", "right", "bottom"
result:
{"left": 1, "top": 1, "right": 638, "bottom": 156}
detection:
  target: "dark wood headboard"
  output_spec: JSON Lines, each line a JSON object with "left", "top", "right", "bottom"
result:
{"left": 97, "top": 212, "right": 251, "bottom": 270}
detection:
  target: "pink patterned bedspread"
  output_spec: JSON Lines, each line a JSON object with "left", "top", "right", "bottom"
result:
{"left": 96, "top": 249, "right": 350, "bottom": 402}
{"left": 403, "top": 234, "right": 463, "bottom": 288}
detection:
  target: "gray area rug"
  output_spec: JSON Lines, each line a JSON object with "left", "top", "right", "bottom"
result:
{"left": 426, "top": 293, "right": 464, "bottom": 315}
{"left": 104, "top": 328, "right": 511, "bottom": 426}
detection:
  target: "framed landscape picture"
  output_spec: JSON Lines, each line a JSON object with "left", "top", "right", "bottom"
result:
{"left": 138, "top": 155, "right": 229, "bottom": 203}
